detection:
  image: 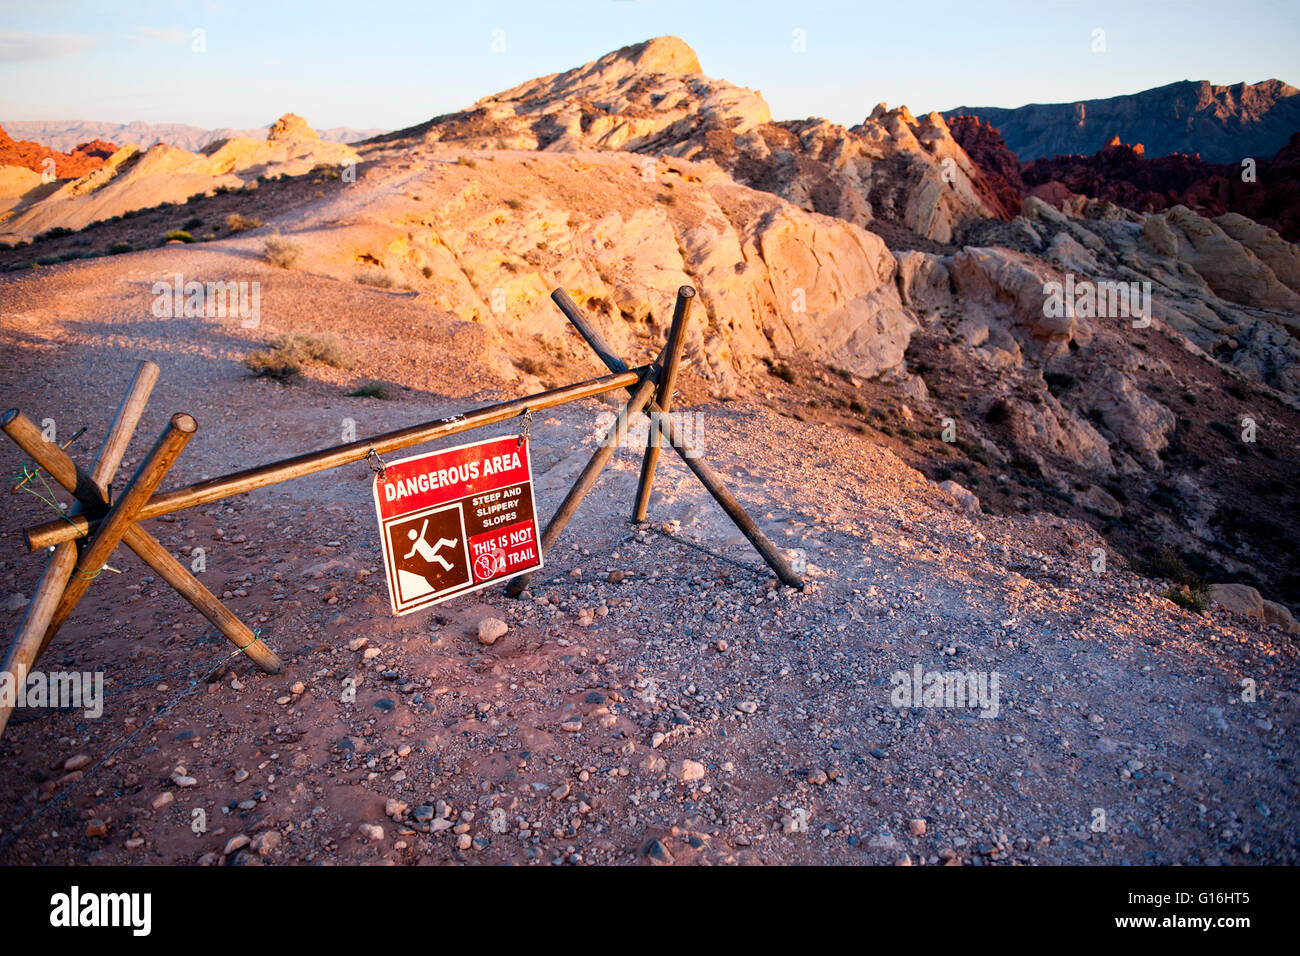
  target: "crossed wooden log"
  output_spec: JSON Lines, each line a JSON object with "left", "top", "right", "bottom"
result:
{"left": 0, "top": 363, "right": 283, "bottom": 736}
{"left": 0, "top": 285, "right": 801, "bottom": 740}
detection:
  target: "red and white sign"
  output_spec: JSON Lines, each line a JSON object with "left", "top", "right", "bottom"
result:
{"left": 372, "top": 435, "right": 543, "bottom": 615}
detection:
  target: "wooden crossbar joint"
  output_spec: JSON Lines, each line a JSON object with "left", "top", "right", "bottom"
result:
{"left": 44, "top": 412, "right": 197, "bottom": 645}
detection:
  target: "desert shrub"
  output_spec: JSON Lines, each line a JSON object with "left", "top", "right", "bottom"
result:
{"left": 1165, "top": 584, "right": 1211, "bottom": 613}
{"left": 1044, "top": 371, "right": 1075, "bottom": 397}
{"left": 456, "top": 156, "right": 477, "bottom": 168}
{"left": 768, "top": 361, "right": 797, "bottom": 385}
{"left": 244, "top": 332, "right": 352, "bottom": 381}
{"left": 37, "top": 227, "right": 73, "bottom": 242}
{"left": 347, "top": 381, "right": 396, "bottom": 400}
{"left": 1131, "top": 546, "right": 1212, "bottom": 612}
{"left": 514, "top": 355, "right": 547, "bottom": 376}
{"left": 107, "top": 241, "right": 132, "bottom": 255}
{"left": 183, "top": 217, "right": 203, "bottom": 229}
{"left": 984, "top": 398, "right": 1013, "bottom": 425}
{"left": 354, "top": 268, "right": 395, "bottom": 289}
{"left": 242, "top": 349, "right": 301, "bottom": 381}
{"left": 226, "top": 213, "right": 262, "bottom": 232}
{"left": 162, "top": 230, "right": 195, "bottom": 243}
{"left": 284, "top": 332, "right": 351, "bottom": 367}
{"left": 1209, "top": 421, "right": 1236, "bottom": 440}
{"left": 505, "top": 198, "right": 523, "bottom": 210}
{"left": 264, "top": 234, "right": 301, "bottom": 268}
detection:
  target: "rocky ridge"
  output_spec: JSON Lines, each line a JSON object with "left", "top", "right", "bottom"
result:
{"left": 945, "top": 79, "right": 1300, "bottom": 163}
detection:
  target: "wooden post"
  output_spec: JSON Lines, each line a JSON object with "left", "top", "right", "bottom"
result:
{"left": 0, "top": 361, "right": 159, "bottom": 736}
{"left": 632, "top": 285, "right": 694, "bottom": 521}
{"left": 549, "top": 289, "right": 804, "bottom": 589}
{"left": 0, "top": 543, "right": 76, "bottom": 737}
{"left": 652, "top": 414, "right": 804, "bottom": 588}
{"left": 90, "top": 360, "right": 160, "bottom": 496}
{"left": 504, "top": 372, "right": 661, "bottom": 598}
{"left": 23, "top": 367, "right": 646, "bottom": 552}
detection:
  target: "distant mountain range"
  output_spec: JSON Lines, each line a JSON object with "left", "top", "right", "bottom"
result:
{"left": 1, "top": 120, "right": 387, "bottom": 153}
{"left": 944, "top": 79, "right": 1300, "bottom": 163}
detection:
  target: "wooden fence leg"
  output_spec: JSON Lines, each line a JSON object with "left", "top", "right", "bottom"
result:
{"left": 89, "top": 360, "right": 160, "bottom": 497}
{"left": 548, "top": 288, "right": 804, "bottom": 588}
{"left": 632, "top": 286, "right": 693, "bottom": 522}
{"left": 0, "top": 543, "right": 77, "bottom": 737}
{"left": 121, "top": 528, "right": 281, "bottom": 672}
{"left": 505, "top": 371, "right": 660, "bottom": 598}
{"left": 652, "top": 413, "right": 804, "bottom": 588}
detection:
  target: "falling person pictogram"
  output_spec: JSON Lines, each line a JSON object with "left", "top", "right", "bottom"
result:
{"left": 403, "top": 518, "right": 458, "bottom": 571}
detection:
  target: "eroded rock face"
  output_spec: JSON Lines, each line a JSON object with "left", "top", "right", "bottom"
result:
{"left": 943, "top": 116, "right": 1023, "bottom": 220}
{"left": 1083, "top": 369, "right": 1177, "bottom": 469}
{"left": 406, "top": 38, "right": 998, "bottom": 244}
{"left": 1142, "top": 205, "right": 1300, "bottom": 311}
{"left": 0, "top": 124, "right": 116, "bottom": 179}
{"left": 1011, "top": 196, "right": 1300, "bottom": 396}
{"left": 1001, "top": 132, "right": 1300, "bottom": 243}
{"left": 289, "top": 151, "right": 921, "bottom": 396}
{"left": 989, "top": 393, "right": 1115, "bottom": 474}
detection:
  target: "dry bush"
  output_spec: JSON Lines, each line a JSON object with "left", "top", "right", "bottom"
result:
{"left": 264, "top": 234, "right": 301, "bottom": 268}
{"left": 226, "top": 213, "right": 263, "bottom": 232}
{"left": 243, "top": 332, "right": 352, "bottom": 382}
{"left": 354, "top": 268, "right": 396, "bottom": 289}
{"left": 347, "top": 381, "right": 396, "bottom": 400}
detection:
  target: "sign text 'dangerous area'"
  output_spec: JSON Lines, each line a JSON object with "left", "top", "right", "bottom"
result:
{"left": 372, "top": 435, "right": 543, "bottom": 615}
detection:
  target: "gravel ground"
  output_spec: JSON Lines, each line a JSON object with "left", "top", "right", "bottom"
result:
{"left": 0, "top": 255, "right": 1296, "bottom": 866}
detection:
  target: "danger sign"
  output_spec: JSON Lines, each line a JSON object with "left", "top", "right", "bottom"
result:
{"left": 372, "top": 435, "right": 543, "bottom": 615}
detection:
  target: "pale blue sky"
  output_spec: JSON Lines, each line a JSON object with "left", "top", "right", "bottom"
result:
{"left": 2, "top": 0, "right": 1297, "bottom": 131}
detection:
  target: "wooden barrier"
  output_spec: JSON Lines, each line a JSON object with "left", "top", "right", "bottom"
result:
{"left": 0, "top": 285, "right": 802, "bottom": 740}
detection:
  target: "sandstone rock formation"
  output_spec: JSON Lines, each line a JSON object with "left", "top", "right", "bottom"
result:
{"left": 0, "top": 124, "right": 115, "bottom": 178}
{"left": 396, "top": 37, "right": 999, "bottom": 244}
{"left": 999, "top": 134, "right": 1300, "bottom": 242}
{"left": 0, "top": 114, "right": 358, "bottom": 240}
